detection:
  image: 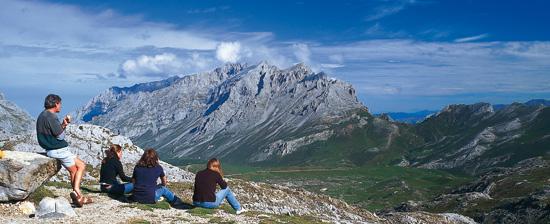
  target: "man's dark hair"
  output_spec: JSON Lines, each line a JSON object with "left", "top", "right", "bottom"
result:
{"left": 44, "top": 94, "right": 62, "bottom": 109}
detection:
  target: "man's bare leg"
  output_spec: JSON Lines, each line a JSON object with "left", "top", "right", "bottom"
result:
{"left": 66, "top": 158, "right": 86, "bottom": 197}
{"left": 66, "top": 165, "right": 80, "bottom": 197}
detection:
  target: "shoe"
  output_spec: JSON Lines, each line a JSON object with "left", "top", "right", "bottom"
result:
{"left": 70, "top": 191, "right": 84, "bottom": 208}
{"left": 169, "top": 197, "right": 183, "bottom": 206}
{"left": 82, "top": 196, "right": 93, "bottom": 204}
{"left": 236, "top": 208, "right": 247, "bottom": 215}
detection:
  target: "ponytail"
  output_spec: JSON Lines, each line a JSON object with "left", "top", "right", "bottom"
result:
{"left": 102, "top": 144, "right": 122, "bottom": 164}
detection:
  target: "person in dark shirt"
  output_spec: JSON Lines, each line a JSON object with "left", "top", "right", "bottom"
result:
{"left": 36, "top": 94, "right": 92, "bottom": 207}
{"left": 100, "top": 144, "right": 133, "bottom": 195}
{"left": 193, "top": 158, "right": 246, "bottom": 214}
{"left": 131, "top": 148, "right": 181, "bottom": 205}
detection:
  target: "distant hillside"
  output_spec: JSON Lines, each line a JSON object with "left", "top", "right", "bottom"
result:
{"left": 375, "top": 110, "right": 437, "bottom": 124}
{"left": 493, "top": 99, "right": 550, "bottom": 110}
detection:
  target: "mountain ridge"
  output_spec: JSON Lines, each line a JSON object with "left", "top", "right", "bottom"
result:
{"left": 74, "top": 62, "right": 365, "bottom": 164}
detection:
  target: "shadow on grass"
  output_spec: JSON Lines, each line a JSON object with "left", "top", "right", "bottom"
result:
{"left": 81, "top": 186, "right": 102, "bottom": 194}
{"left": 107, "top": 193, "right": 195, "bottom": 210}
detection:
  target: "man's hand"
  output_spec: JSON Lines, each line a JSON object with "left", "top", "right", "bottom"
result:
{"left": 64, "top": 115, "right": 72, "bottom": 124}
{"left": 61, "top": 115, "right": 71, "bottom": 129}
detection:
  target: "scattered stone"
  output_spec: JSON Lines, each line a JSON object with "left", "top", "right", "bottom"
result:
{"left": 36, "top": 197, "right": 76, "bottom": 218}
{"left": 18, "top": 201, "right": 36, "bottom": 215}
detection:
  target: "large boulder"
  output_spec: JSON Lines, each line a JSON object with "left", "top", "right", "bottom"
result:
{"left": 0, "top": 151, "right": 60, "bottom": 202}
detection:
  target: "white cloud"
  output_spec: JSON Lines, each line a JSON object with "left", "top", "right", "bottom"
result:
{"left": 119, "top": 53, "right": 183, "bottom": 77}
{"left": 329, "top": 54, "right": 344, "bottom": 64}
{"left": 0, "top": 0, "right": 218, "bottom": 52}
{"left": 292, "top": 43, "right": 311, "bottom": 64}
{"left": 1, "top": 0, "right": 550, "bottom": 114}
{"left": 365, "top": 0, "right": 416, "bottom": 22}
{"left": 186, "top": 6, "right": 229, "bottom": 14}
{"left": 454, "top": 34, "right": 489, "bottom": 43}
{"left": 216, "top": 42, "right": 242, "bottom": 63}
{"left": 320, "top": 63, "right": 345, "bottom": 68}
{"left": 312, "top": 40, "right": 550, "bottom": 98}
{"left": 118, "top": 52, "right": 216, "bottom": 78}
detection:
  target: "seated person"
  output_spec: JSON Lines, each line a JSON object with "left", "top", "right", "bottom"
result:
{"left": 193, "top": 158, "right": 246, "bottom": 214}
{"left": 131, "top": 148, "right": 181, "bottom": 205}
{"left": 99, "top": 144, "right": 133, "bottom": 194}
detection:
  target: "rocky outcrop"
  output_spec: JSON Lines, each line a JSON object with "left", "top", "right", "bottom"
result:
{"left": 383, "top": 212, "right": 477, "bottom": 224}
{"left": 0, "top": 151, "right": 60, "bottom": 202}
{"left": 73, "top": 62, "right": 365, "bottom": 164}
{"left": 411, "top": 102, "right": 549, "bottom": 174}
{"left": 7, "top": 124, "right": 194, "bottom": 183}
{"left": 0, "top": 93, "right": 34, "bottom": 139}
{"left": 391, "top": 157, "right": 550, "bottom": 224}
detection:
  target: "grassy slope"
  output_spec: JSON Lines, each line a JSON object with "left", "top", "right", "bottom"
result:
{"left": 184, "top": 163, "right": 472, "bottom": 211}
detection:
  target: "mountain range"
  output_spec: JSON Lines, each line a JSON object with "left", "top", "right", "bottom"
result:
{"left": 0, "top": 91, "right": 479, "bottom": 224}
{"left": 72, "top": 63, "right": 550, "bottom": 176}
{"left": 73, "top": 62, "right": 364, "bottom": 165}
{"left": 2, "top": 62, "right": 549, "bottom": 223}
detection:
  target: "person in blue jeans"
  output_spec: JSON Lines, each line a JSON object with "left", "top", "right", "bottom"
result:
{"left": 99, "top": 144, "right": 134, "bottom": 195}
{"left": 193, "top": 158, "right": 246, "bottom": 214}
{"left": 131, "top": 148, "right": 181, "bottom": 205}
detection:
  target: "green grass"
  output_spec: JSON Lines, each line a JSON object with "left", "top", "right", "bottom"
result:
{"left": 188, "top": 204, "right": 236, "bottom": 217}
{"left": 244, "top": 211, "right": 323, "bottom": 224}
{"left": 122, "top": 201, "right": 172, "bottom": 211}
{"left": 125, "top": 218, "right": 151, "bottom": 224}
{"left": 208, "top": 217, "right": 236, "bottom": 224}
{"left": 44, "top": 181, "right": 72, "bottom": 189}
{"left": 27, "top": 185, "right": 56, "bottom": 205}
{"left": 222, "top": 165, "right": 472, "bottom": 211}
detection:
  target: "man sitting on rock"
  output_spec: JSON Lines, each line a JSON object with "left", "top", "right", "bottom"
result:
{"left": 36, "top": 94, "right": 92, "bottom": 207}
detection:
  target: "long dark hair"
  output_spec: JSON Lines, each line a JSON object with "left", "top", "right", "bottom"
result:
{"left": 137, "top": 148, "right": 160, "bottom": 168}
{"left": 207, "top": 158, "right": 223, "bottom": 177}
{"left": 102, "top": 144, "right": 122, "bottom": 164}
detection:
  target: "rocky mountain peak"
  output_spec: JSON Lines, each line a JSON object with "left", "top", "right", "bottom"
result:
{"left": 0, "top": 92, "right": 34, "bottom": 138}
{"left": 73, "top": 62, "right": 365, "bottom": 163}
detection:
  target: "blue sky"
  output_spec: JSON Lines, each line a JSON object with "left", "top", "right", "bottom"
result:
{"left": 1, "top": 0, "right": 549, "bottom": 116}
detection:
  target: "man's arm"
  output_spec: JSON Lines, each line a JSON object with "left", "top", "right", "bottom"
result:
{"left": 48, "top": 115, "right": 66, "bottom": 138}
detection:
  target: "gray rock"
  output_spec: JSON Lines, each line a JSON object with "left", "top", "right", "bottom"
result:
{"left": 0, "top": 151, "right": 60, "bottom": 202}
{"left": 36, "top": 197, "right": 76, "bottom": 218}
{"left": 0, "top": 92, "right": 34, "bottom": 139}
{"left": 10, "top": 124, "right": 194, "bottom": 183}
{"left": 73, "top": 62, "right": 365, "bottom": 163}
{"left": 35, "top": 197, "right": 56, "bottom": 217}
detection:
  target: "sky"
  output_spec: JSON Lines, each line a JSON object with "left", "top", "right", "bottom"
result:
{"left": 1, "top": 0, "right": 550, "bottom": 117}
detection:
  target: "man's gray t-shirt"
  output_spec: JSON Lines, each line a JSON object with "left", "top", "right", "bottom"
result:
{"left": 36, "top": 110, "right": 68, "bottom": 150}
